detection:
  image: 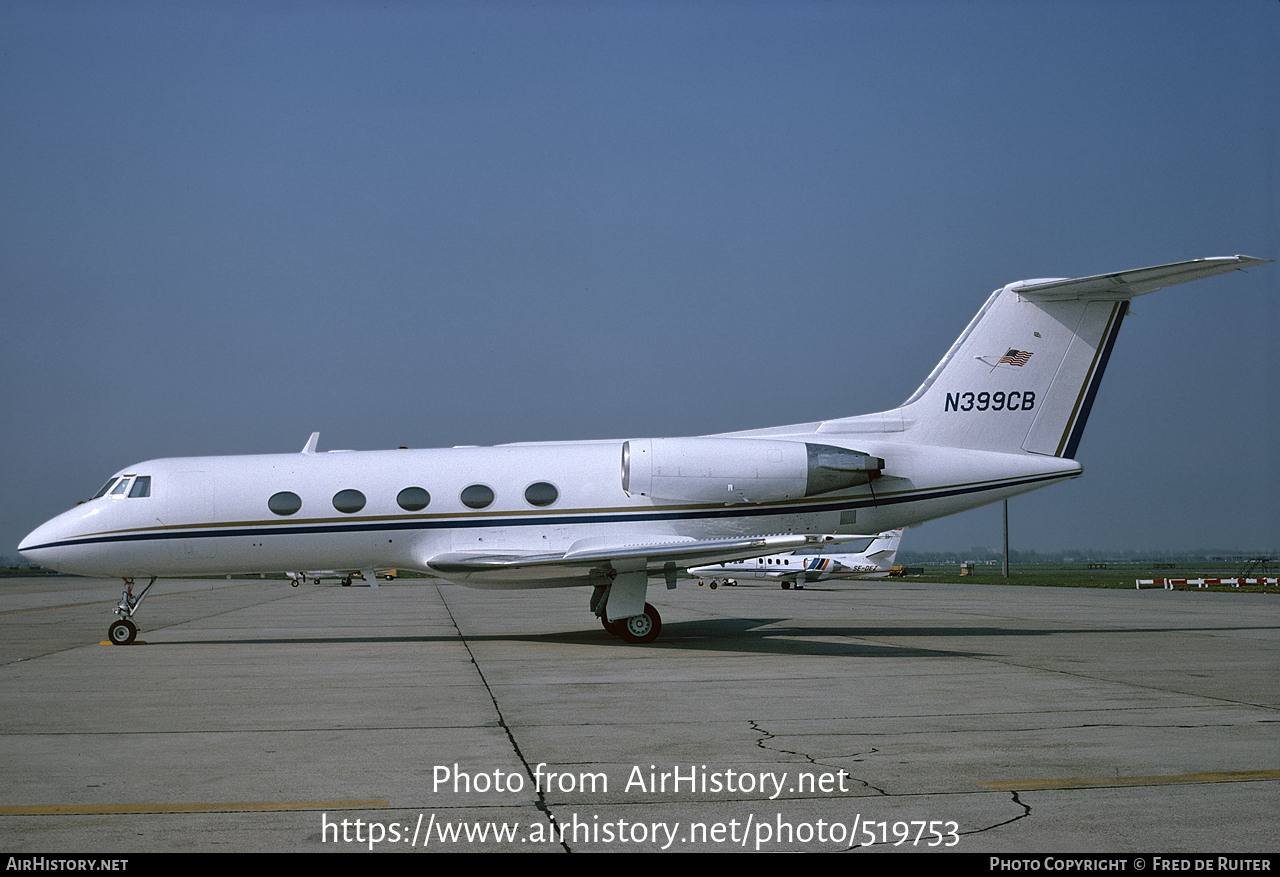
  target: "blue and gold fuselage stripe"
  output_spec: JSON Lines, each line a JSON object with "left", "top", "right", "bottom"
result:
{"left": 23, "top": 470, "right": 1076, "bottom": 552}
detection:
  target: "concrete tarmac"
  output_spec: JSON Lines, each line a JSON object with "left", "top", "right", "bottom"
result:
{"left": 0, "top": 574, "right": 1275, "bottom": 853}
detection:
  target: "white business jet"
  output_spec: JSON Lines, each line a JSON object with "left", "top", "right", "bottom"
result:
{"left": 19, "top": 256, "right": 1266, "bottom": 645}
{"left": 690, "top": 529, "right": 903, "bottom": 589}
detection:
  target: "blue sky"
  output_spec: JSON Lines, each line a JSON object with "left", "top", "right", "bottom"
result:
{"left": 3, "top": 1, "right": 1276, "bottom": 557}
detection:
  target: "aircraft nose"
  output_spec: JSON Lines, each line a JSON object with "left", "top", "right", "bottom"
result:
{"left": 18, "top": 516, "right": 70, "bottom": 567}
{"left": 19, "top": 523, "right": 49, "bottom": 561}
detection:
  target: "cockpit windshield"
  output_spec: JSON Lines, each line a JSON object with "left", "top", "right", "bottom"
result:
{"left": 92, "top": 475, "right": 151, "bottom": 501}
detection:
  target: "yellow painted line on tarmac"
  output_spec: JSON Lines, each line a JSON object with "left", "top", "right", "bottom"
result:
{"left": 0, "top": 799, "right": 389, "bottom": 816}
{"left": 979, "top": 769, "right": 1280, "bottom": 791}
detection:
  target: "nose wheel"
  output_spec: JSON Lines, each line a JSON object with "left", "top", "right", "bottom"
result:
{"left": 108, "top": 618, "right": 137, "bottom": 645}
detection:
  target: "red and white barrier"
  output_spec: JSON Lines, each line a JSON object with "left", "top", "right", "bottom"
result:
{"left": 1135, "top": 578, "right": 1279, "bottom": 589}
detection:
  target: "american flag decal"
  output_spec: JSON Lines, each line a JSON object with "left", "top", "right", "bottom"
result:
{"left": 997, "top": 349, "right": 1033, "bottom": 367}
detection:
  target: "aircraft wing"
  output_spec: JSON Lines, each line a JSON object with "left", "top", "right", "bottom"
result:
{"left": 425, "top": 534, "right": 853, "bottom": 586}
{"left": 1011, "top": 255, "right": 1268, "bottom": 301}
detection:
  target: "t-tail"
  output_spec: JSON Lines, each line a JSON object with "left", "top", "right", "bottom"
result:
{"left": 827, "top": 256, "right": 1268, "bottom": 458}
{"left": 858, "top": 529, "right": 904, "bottom": 571}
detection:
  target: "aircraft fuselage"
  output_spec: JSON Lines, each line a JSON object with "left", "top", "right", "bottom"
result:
{"left": 19, "top": 438, "right": 1077, "bottom": 586}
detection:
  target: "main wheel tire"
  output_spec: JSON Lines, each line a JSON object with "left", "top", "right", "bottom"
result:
{"left": 108, "top": 618, "right": 137, "bottom": 646}
{"left": 617, "top": 603, "right": 662, "bottom": 644}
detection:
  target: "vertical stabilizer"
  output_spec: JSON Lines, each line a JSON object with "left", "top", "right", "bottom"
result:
{"left": 877, "top": 256, "right": 1266, "bottom": 458}
{"left": 860, "top": 529, "right": 904, "bottom": 572}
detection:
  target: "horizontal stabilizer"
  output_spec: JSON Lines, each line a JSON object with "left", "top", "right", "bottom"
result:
{"left": 1012, "top": 255, "right": 1268, "bottom": 301}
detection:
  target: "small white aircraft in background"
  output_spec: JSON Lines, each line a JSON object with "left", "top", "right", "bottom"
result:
{"left": 690, "top": 529, "right": 904, "bottom": 589}
{"left": 284, "top": 569, "right": 396, "bottom": 587}
{"left": 18, "top": 256, "right": 1266, "bottom": 645}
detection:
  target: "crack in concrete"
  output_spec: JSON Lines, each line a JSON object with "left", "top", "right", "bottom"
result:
{"left": 438, "top": 586, "right": 570, "bottom": 852}
{"left": 750, "top": 719, "right": 888, "bottom": 795}
{"left": 750, "top": 718, "right": 1035, "bottom": 851}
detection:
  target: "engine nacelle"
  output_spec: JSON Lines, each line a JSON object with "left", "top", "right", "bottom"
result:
{"left": 621, "top": 437, "right": 883, "bottom": 504}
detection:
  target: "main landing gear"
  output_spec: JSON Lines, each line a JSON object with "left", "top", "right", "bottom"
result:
{"left": 591, "top": 573, "right": 664, "bottom": 645}
{"left": 599, "top": 603, "right": 662, "bottom": 644}
{"left": 108, "top": 577, "right": 156, "bottom": 645}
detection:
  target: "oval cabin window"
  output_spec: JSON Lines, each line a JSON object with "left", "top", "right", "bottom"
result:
{"left": 524, "top": 482, "right": 559, "bottom": 507}
{"left": 268, "top": 491, "right": 302, "bottom": 516}
{"left": 397, "top": 487, "right": 431, "bottom": 511}
{"left": 332, "top": 489, "right": 366, "bottom": 514}
{"left": 460, "top": 484, "right": 494, "bottom": 509}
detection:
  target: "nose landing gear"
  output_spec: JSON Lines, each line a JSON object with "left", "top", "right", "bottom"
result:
{"left": 108, "top": 577, "right": 156, "bottom": 645}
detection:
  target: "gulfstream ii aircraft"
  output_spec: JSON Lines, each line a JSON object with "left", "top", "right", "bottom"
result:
{"left": 689, "top": 529, "right": 904, "bottom": 590}
{"left": 19, "top": 256, "right": 1266, "bottom": 645}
